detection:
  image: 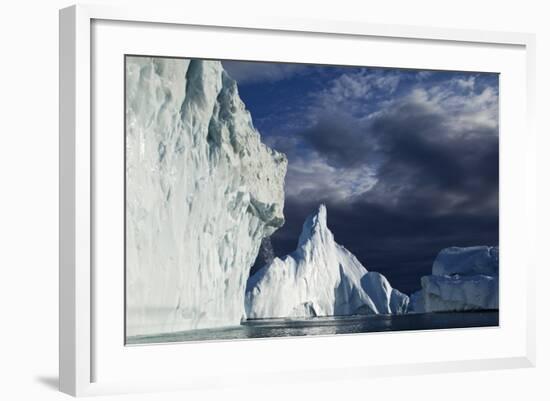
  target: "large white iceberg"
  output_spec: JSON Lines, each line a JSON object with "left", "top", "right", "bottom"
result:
{"left": 245, "top": 205, "right": 409, "bottom": 319}
{"left": 125, "top": 57, "right": 287, "bottom": 336}
{"left": 410, "top": 246, "right": 499, "bottom": 313}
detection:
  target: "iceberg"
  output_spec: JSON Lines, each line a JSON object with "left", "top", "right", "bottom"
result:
{"left": 410, "top": 246, "right": 499, "bottom": 313}
{"left": 125, "top": 57, "right": 287, "bottom": 336}
{"left": 245, "top": 205, "right": 409, "bottom": 319}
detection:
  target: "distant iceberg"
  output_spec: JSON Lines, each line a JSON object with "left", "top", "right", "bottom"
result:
{"left": 245, "top": 205, "right": 409, "bottom": 319}
{"left": 410, "top": 246, "right": 499, "bottom": 313}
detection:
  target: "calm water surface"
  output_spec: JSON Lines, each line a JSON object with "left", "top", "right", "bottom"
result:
{"left": 126, "top": 311, "right": 498, "bottom": 345}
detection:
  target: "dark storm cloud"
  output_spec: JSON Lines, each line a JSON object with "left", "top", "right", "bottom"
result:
{"left": 296, "top": 83, "right": 498, "bottom": 206}
{"left": 299, "top": 112, "right": 376, "bottom": 168}
{"left": 368, "top": 95, "right": 499, "bottom": 210}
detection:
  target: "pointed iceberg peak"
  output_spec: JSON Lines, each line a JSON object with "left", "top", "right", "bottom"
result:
{"left": 245, "top": 202, "right": 410, "bottom": 319}
{"left": 316, "top": 203, "right": 328, "bottom": 223}
{"left": 297, "top": 204, "right": 330, "bottom": 247}
{"left": 311, "top": 203, "right": 328, "bottom": 229}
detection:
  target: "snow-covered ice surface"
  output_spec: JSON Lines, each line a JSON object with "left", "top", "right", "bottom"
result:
{"left": 245, "top": 205, "right": 409, "bottom": 319}
{"left": 410, "top": 246, "right": 499, "bottom": 313}
{"left": 432, "top": 246, "right": 499, "bottom": 277}
{"left": 125, "top": 57, "right": 287, "bottom": 337}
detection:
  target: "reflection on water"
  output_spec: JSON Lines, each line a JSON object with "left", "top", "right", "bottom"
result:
{"left": 126, "top": 311, "right": 498, "bottom": 345}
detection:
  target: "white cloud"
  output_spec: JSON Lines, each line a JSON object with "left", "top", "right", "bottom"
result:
{"left": 285, "top": 152, "right": 378, "bottom": 202}
{"left": 401, "top": 82, "right": 498, "bottom": 137}
{"left": 454, "top": 76, "right": 476, "bottom": 91}
{"left": 415, "top": 71, "right": 433, "bottom": 81}
{"left": 318, "top": 70, "right": 401, "bottom": 105}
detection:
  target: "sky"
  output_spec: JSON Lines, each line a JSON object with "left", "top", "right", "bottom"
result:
{"left": 222, "top": 60, "right": 499, "bottom": 295}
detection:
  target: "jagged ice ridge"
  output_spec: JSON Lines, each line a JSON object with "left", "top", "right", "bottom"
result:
{"left": 245, "top": 205, "right": 410, "bottom": 319}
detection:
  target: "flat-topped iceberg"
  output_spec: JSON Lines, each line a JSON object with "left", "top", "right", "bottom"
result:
{"left": 245, "top": 205, "right": 409, "bottom": 319}
{"left": 125, "top": 57, "right": 287, "bottom": 336}
{"left": 410, "top": 246, "right": 499, "bottom": 313}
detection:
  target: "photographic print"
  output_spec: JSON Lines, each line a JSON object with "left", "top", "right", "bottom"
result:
{"left": 125, "top": 55, "right": 499, "bottom": 345}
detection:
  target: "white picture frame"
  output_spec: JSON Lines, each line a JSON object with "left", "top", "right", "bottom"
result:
{"left": 59, "top": 4, "right": 536, "bottom": 397}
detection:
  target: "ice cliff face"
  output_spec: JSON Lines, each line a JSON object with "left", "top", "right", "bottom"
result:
{"left": 410, "top": 246, "right": 499, "bottom": 313}
{"left": 245, "top": 205, "right": 409, "bottom": 319}
{"left": 125, "top": 57, "right": 287, "bottom": 336}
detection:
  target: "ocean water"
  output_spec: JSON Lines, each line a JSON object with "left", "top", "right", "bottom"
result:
{"left": 126, "top": 311, "right": 498, "bottom": 345}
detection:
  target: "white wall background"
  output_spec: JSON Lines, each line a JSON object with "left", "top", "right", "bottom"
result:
{"left": 0, "top": 0, "right": 547, "bottom": 399}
